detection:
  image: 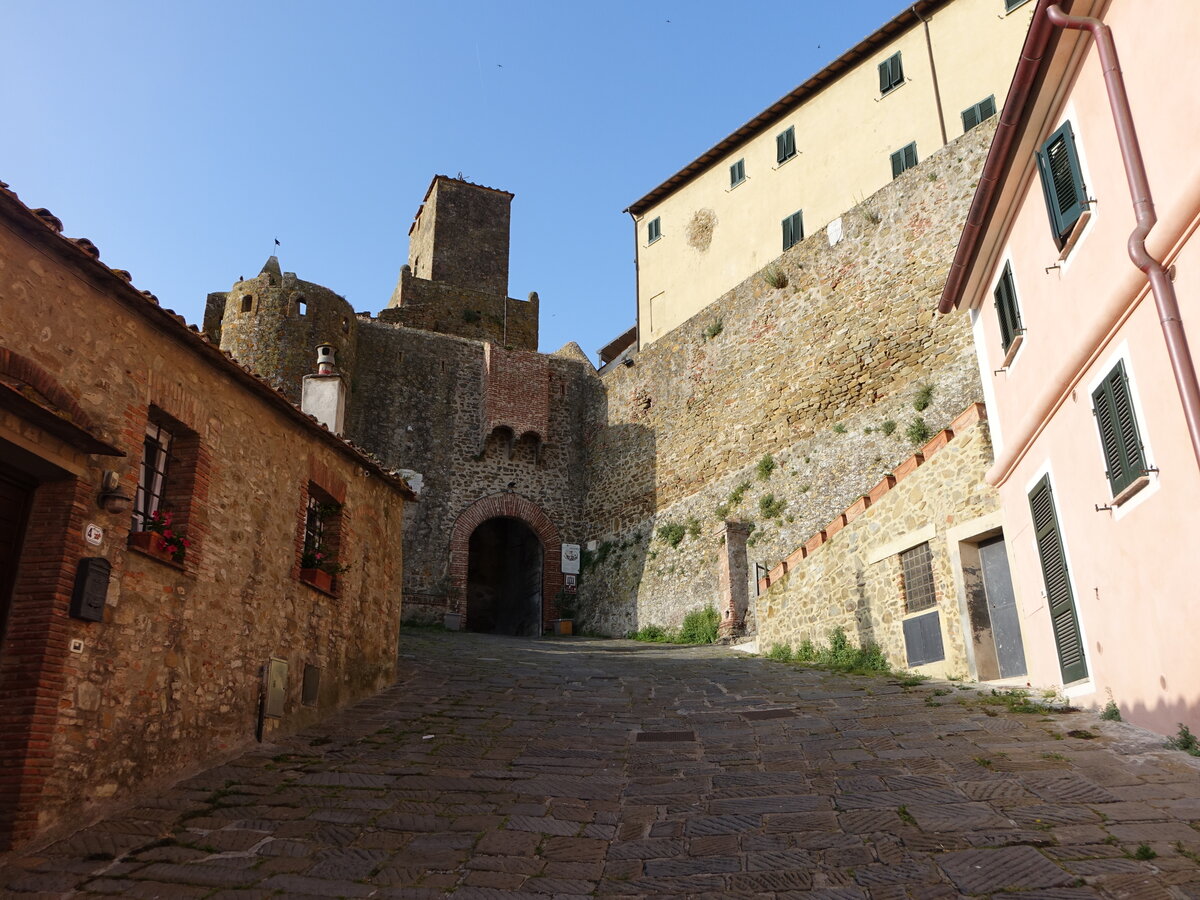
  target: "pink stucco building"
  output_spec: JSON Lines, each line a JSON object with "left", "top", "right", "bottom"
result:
{"left": 940, "top": 0, "right": 1200, "bottom": 735}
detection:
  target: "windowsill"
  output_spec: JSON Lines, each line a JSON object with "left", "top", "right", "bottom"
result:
{"left": 1004, "top": 0, "right": 1033, "bottom": 14}
{"left": 299, "top": 569, "right": 339, "bottom": 597}
{"left": 774, "top": 153, "right": 797, "bottom": 170}
{"left": 646, "top": 236, "right": 662, "bottom": 247}
{"left": 127, "top": 532, "right": 186, "bottom": 572}
{"left": 880, "top": 79, "right": 907, "bottom": 100}
{"left": 999, "top": 333, "right": 1025, "bottom": 369}
{"left": 1111, "top": 473, "right": 1151, "bottom": 507}
{"left": 1057, "top": 209, "right": 1092, "bottom": 260}
{"left": 729, "top": 178, "right": 746, "bottom": 191}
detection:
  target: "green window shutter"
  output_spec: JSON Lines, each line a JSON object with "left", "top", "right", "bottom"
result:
{"left": 962, "top": 106, "right": 980, "bottom": 132}
{"left": 879, "top": 58, "right": 891, "bottom": 93}
{"left": 1036, "top": 122, "right": 1088, "bottom": 248}
{"left": 776, "top": 128, "right": 795, "bottom": 164}
{"left": 891, "top": 149, "right": 904, "bottom": 179}
{"left": 980, "top": 95, "right": 996, "bottom": 120}
{"left": 794, "top": 211, "right": 803, "bottom": 244}
{"left": 904, "top": 142, "right": 917, "bottom": 169}
{"left": 782, "top": 215, "right": 792, "bottom": 251}
{"left": 1028, "top": 476, "right": 1088, "bottom": 684}
{"left": 777, "top": 132, "right": 786, "bottom": 163}
{"left": 993, "top": 263, "right": 1022, "bottom": 352}
{"left": 1091, "top": 361, "right": 1147, "bottom": 495}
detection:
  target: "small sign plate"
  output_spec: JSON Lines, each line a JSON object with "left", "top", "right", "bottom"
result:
{"left": 85, "top": 523, "right": 103, "bottom": 546}
{"left": 561, "top": 543, "right": 581, "bottom": 575}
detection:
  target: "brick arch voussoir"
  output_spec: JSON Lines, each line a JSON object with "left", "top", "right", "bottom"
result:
{"left": 448, "top": 492, "right": 563, "bottom": 629}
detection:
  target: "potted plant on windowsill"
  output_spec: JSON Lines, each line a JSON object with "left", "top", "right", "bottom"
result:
{"left": 552, "top": 588, "right": 576, "bottom": 636}
{"left": 129, "top": 509, "right": 189, "bottom": 564}
{"left": 300, "top": 547, "right": 349, "bottom": 593}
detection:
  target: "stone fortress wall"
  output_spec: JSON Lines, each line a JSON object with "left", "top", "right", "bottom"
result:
{"left": 577, "top": 120, "right": 998, "bottom": 637}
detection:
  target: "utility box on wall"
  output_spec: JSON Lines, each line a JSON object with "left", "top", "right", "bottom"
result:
{"left": 69, "top": 558, "right": 110, "bottom": 622}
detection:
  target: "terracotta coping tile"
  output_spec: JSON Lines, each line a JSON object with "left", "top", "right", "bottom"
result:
{"left": 920, "top": 428, "right": 953, "bottom": 459}
{"left": 892, "top": 452, "right": 925, "bottom": 482}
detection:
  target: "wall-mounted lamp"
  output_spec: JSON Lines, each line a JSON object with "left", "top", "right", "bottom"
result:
{"left": 97, "top": 470, "right": 133, "bottom": 514}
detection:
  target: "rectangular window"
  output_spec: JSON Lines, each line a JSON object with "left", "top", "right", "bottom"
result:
{"left": 730, "top": 158, "right": 746, "bottom": 187}
{"left": 133, "top": 422, "right": 172, "bottom": 531}
{"left": 647, "top": 216, "right": 662, "bottom": 244}
{"left": 900, "top": 541, "right": 938, "bottom": 613}
{"left": 776, "top": 126, "right": 796, "bottom": 164}
{"left": 961, "top": 95, "right": 997, "bottom": 133}
{"left": 303, "top": 493, "right": 326, "bottom": 560}
{"left": 781, "top": 210, "right": 804, "bottom": 251}
{"left": 1091, "top": 360, "right": 1147, "bottom": 497}
{"left": 1028, "top": 475, "right": 1088, "bottom": 683}
{"left": 878, "top": 52, "right": 904, "bottom": 95}
{"left": 890, "top": 142, "right": 918, "bottom": 179}
{"left": 1036, "top": 121, "right": 1088, "bottom": 249}
{"left": 1005, "top": 0, "right": 1030, "bottom": 11}
{"left": 300, "top": 482, "right": 344, "bottom": 590}
{"left": 993, "top": 262, "right": 1024, "bottom": 353}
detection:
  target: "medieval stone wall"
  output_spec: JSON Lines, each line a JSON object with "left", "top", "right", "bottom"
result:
{"left": 381, "top": 268, "right": 538, "bottom": 350}
{"left": 0, "top": 194, "right": 409, "bottom": 846}
{"left": 577, "top": 120, "right": 997, "bottom": 636}
{"left": 346, "top": 321, "right": 597, "bottom": 620}
{"left": 755, "top": 411, "right": 998, "bottom": 676}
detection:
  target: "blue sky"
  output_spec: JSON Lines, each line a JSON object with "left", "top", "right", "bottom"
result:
{"left": 6, "top": 1, "right": 909, "bottom": 361}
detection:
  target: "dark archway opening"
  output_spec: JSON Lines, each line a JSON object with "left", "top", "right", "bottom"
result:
{"left": 466, "top": 517, "right": 543, "bottom": 636}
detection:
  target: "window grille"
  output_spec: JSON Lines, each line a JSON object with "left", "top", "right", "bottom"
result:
{"left": 133, "top": 422, "right": 172, "bottom": 531}
{"left": 304, "top": 493, "right": 325, "bottom": 558}
{"left": 900, "top": 541, "right": 937, "bottom": 613}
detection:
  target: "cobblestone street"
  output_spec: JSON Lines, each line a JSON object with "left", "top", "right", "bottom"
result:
{"left": 3, "top": 630, "right": 1199, "bottom": 898}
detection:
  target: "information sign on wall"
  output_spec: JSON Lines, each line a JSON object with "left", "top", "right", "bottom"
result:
{"left": 561, "top": 543, "right": 580, "bottom": 575}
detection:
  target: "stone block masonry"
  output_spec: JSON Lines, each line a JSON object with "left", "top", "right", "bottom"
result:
{"left": 579, "top": 120, "right": 998, "bottom": 637}
{"left": 755, "top": 407, "right": 998, "bottom": 678}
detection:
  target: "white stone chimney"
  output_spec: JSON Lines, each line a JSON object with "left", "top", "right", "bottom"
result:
{"left": 301, "top": 344, "right": 347, "bottom": 435}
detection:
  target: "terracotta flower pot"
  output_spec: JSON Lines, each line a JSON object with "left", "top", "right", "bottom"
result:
{"left": 129, "top": 530, "right": 176, "bottom": 563}
{"left": 300, "top": 567, "right": 333, "bottom": 592}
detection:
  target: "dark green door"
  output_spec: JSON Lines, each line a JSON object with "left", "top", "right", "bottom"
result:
{"left": 1028, "top": 475, "right": 1088, "bottom": 683}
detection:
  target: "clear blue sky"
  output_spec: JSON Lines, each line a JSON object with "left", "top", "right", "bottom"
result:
{"left": 6, "top": 1, "right": 909, "bottom": 362}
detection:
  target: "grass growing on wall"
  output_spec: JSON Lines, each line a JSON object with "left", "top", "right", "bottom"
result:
{"left": 764, "top": 626, "right": 891, "bottom": 675}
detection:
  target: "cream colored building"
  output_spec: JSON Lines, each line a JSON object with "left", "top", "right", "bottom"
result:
{"left": 627, "top": 0, "right": 1035, "bottom": 348}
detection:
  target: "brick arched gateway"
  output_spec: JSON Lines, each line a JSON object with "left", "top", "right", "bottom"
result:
{"left": 448, "top": 493, "right": 563, "bottom": 632}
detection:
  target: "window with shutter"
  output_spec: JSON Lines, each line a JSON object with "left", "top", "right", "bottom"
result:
{"left": 782, "top": 211, "right": 803, "bottom": 251}
{"left": 962, "top": 95, "right": 997, "bottom": 133}
{"left": 776, "top": 127, "right": 796, "bottom": 164}
{"left": 890, "top": 142, "right": 918, "bottom": 179}
{"left": 647, "top": 217, "right": 662, "bottom": 244}
{"left": 1091, "top": 360, "right": 1147, "bottom": 496}
{"left": 993, "top": 263, "right": 1023, "bottom": 353}
{"left": 730, "top": 159, "right": 746, "bottom": 187}
{"left": 1028, "top": 475, "right": 1088, "bottom": 684}
{"left": 1036, "top": 121, "right": 1088, "bottom": 249}
{"left": 879, "top": 52, "right": 904, "bottom": 95}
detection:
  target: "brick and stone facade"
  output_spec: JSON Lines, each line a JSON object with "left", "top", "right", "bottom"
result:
{"left": 0, "top": 186, "right": 413, "bottom": 849}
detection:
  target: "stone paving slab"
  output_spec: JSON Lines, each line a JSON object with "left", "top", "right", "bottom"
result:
{"left": 1, "top": 630, "right": 1199, "bottom": 897}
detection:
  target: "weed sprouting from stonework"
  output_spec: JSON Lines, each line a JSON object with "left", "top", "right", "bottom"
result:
{"left": 799, "top": 484, "right": 810, "bottom": 493}
{"left": 881, "top": 419, "right": 897, "bottom": 436}
{"left": 462, "top": 309, "right": 482, "bottom": 324}
{"left": 789, "top": 626, "right": 890, "bottom": 675}
{"left": 729, "top": 481, "right": 751, "bottom": 505}
{"left": 756, "top": 454, "right": 776, "bottom": 481}
{"left": 858, "top": 204, "right": 883, "bottom": 226}
{"left": 766, "top": 643, "right": 794, "bottom": 661}
{"left": 656, "top": 522, "right": 686, "bottom": 548}
{"left": 761, "top": 265, "right": 788, "bottom": 289}
{"left": 701, "top": 318, "right": 724, "bottom": 341}
{"left": 1100, "top": 698, "right": 1122, "bottom": 721}
{"left": 1166, "top": 723, "right": 1200, "bottom": 756}
{"left": 906, "top": 417, "right": 932, "bottom": 445}
{"left": 685, "top": 516, "right": 701, "bottom": 538}
{"left": 714, "top": 503, "right": 730, "bottom": 520}
{"left": 678, "top": 606, "right": 720, "bottom": 644}
{"left": 759, "top": 494, "right": 786, "bottom": 519}
{"left": 1130, "top": 843, "right": 1157, "bottom": 860}
{"left": 913, "top": 384, "right": 935, "bottom": 411}
{"left": 630, "top": 624, "right": 671, "bottom": 642}
{"left": 831, "top": 423, "right": 847, "bottom": 434}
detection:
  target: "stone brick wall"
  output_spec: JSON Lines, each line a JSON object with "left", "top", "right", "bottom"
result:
{"left": 406, "top": 176, "right": 512, "bottom": 297}
{"left": 344, "top": 321, "right": 597, "bottom": 622}
{"left": 0, "top": 191, "right": 410, "bottom": 847}
{"left": 207, "top": 261, "right": 359, "bottom": 404}
{"left": 578, "top": 121, "right": 997, "bottom": 636}
{"left": 383, "top": 268, "right": 538, "bottom": 350}
{"left": 754, "top": 409, "right": 998, "bottom": 676}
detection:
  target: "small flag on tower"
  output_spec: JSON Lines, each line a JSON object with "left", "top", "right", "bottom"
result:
{"left": 274, "top": 238, "right": 280, "bottom": 247}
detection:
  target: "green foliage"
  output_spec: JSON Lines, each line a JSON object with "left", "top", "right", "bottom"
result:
{"left": 685, "top": 516, "right": 701, "bottom": 538}
{"left": 863, "top": 426, "right": 873, "bottom": 434}
{"left": 766, "top": 643, "right": 794, "bottom": 661}
{"left": 896, "top": 674, "right": 927, "bottom": 687}
{"left": 678, "top": 606, "right": 720, "bottom": 644}
{"left": 761, "top": 264, "right": 788, "bottom": 289}
{"left": 799, "top": 484, "right": 810, "bottom": 493}
{"left": 759, "top": 493, "right": 786, "bottom": 519}
{"left": 796, "top": 639, "right": 816, "bottom": 661}
{"left": 896, "top": 805, "right": 916, "bottom": 825}
{"left": 701, "top": 318, "right": 724, "bottom": 341}
{"left": 1166, "top": 723, "right": 1200, "bottom": 756}
{"left": 906, "top": 417, "right": 932, "bottom": 445}
{"left": 831, "top": 423, "right": 847, "bottom": 434}
{"left": 656, "top": 522, "right": 686, "bottom": 548}
{"left": 462, "top": 309, "right": 482, "bottom": 324}
{"left": 630, "top": 624, "right": 671, "bottom": 643}
{"left": 729, "top": 481, "right": 751, "bottom": 505}
{"left": 714, "top": 503, "right": 730, "bottom": 520}
{"left": 881, "top": 419, "right": 897, "bottom": 436}
{"left": 1130, "top": 843, "right": 1157, "bottom": 861}
{"left": 756, "top": 454, "right": 776, "bottom": 481}
{"left": 788, "top": 626, "right": 891, "bottom": 675}
{"left": 971, "top": 688, "right": 1043, "bottom": 715}
{"left": 1100, "top": 699, "right": 1122, "bottom": 721}
{"left": 913, "top": 384, "right": 935, "bottom": 411}
{"left": 581, "top": 540, "right": 613, "bottom": 571}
